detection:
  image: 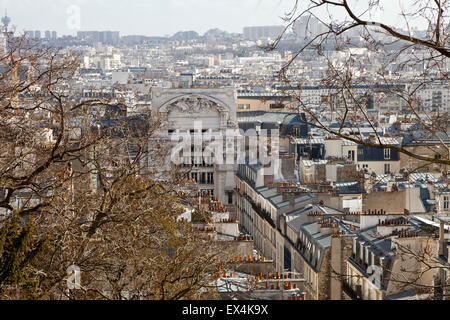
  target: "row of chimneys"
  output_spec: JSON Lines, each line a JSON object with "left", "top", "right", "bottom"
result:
{"left": 363, "top": 209, "right": 387, "bottom": 215}
{"left": 208, "top": 198, "right": 227, "bottom": 212}
{"left": 236, "top": 234, "right": 252, "bottom": 241}
{"left": 209, "top": 204, "right": 227, "bottom": 213}
{"left": 319, "top": 217, "right": 336, "bottom": 225}
{"left": 277, "top": 181, "right": 333, "bottom": 187}
{"left": 257, "top": 272, "right": 289, "bottom": 280}
{"left": 332, "top": 231, "right": 344, "bottom": 237}
{"left": 194, "top": 226, "right": 216, "bottom": 232}
{"left": 307, "top": 211, "right": 324, "bottom": 216}
{"left": 219, "top": 218, "right": 238, "bottom": 224}
{"left": 345, "top": 211, "right": 361, "bottom": 215}
{"left": 393, "top": 229, "right": 419, "bottom": 238}
{"left": 263, "top": 281, "right": 299, "bottom": 290}
{"left": 232, "top": 254, "right": 266, "bottom": 263}
{"left": 287, "top": 293, "right": 306, "bottom": 300}
{"left": 379, "top": 217, "right": 409, "bottom": 226}
{"left": 319, "top": 223, "right": 339, "bottom": 229}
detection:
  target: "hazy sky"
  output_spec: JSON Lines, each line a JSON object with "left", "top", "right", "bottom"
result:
{"left": 0, "top": 0, "right": 426, "bottom": 37}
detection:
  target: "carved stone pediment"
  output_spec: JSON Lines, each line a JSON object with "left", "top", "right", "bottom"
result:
{"left": 163, "top": 95, "right": 225, "bottom": 112}
{"left": 159, "top": 94, "right": 233, "bottom": 124}
{"left": 171, "top": 95, "right": 217, "bottom": 113}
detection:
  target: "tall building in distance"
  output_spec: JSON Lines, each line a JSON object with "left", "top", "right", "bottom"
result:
{"left": 0, "top": 10, "right": 10, "bottom": 54}
{"left": 293, "top": 16, "right": 327, "bottom": 39}
{"left": 43, "top": 31, "right": 57, "bottom": 41}
{"left": 1, "top": 10, "right": 10, "bottom": 32}
{"left": 77, "top": 31, "right": 120, "bottom": 45}
{"left": 243, "top": 25, "right": 284, "bottom": 41}
{"left": 24, "top": 30, "right": 46, "bottom": 39}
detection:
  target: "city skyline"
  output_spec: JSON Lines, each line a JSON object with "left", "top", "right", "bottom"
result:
{"left": 0, "top": 0, "right": 290, "bottom": 37}
{"left": 0, "top": 0, "right": 427, "bottom": 37}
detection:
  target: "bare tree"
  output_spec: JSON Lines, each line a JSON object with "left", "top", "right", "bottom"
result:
{"left": 0, "top": 32, "right": 234, "bottom": 300}
{"left": 267, "top": 0, "right": 449, "bottom": 169}
{"left": 264, "top": 1, "right": 450, "bottom": 299}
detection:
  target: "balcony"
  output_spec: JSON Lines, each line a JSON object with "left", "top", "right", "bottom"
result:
{"left": 244, "top": 195, "right": 276, "bottom": 229}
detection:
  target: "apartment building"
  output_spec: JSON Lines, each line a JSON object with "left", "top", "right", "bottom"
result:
{"left": 151, "top": 88, "right": 239, "bottom": 214}
{"left": 346, "top": 215, "right": 450, "bottom": 300}
{"left": 324, "top": 136, "right": 401, "bottom": 175}
{"left": 235, "top": 159, "right": 366, "bottom": 299}
{"left": 243, "top": 26, "right": 284, "bottom": 41}
{"left": 236, "top": 92, "right": 296, "bottom": 112}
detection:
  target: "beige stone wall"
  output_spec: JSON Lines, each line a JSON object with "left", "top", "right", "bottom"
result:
{"left": 387, "top": 237, "right": 439, "bottom": 296}
{"left": 236, "top": 97, "right": 296, "bottom": 113}
{"left": 400, "top": 145, "right": 448, "bottom": 172}
{"left": 363, "top": 190, "right": 406, "bottom": 214}
{"left": 363, "top": 187, "right": 425, "bottom": 214}
{"left": 330, "top": 236, "right": 354, "bottom": 300}
{"left": 308, "top": 163, "right": 362, "bottom": 183}
{"left": 318, "top": 250, "right": 332, "bottom": 300}
{"left": 347, "top": 261, "right": 384, "bottom": 300}
{"left": 356, "top": 160, "right": 401, "bottom": 175}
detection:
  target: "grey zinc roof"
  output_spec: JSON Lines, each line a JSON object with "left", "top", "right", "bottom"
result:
{"left": 287, "top": 216, "right": 309, "bottom": 234}
{"left": 292, "top": 138, "right": 325, "bottom": 145}
{"left": 301, "top": 159, "right": 328, "bottom": 167}
{"left": 342, "top": 139, "right": 358, "bottom": 146}
{"left": 301, "top": 222, "right": 332, "bottom": 249}
{"left": 285, "top": 204, "right": 348, "bottom": 232}
{"left": 409, "top": 172, "right": 439, "bottom": 183}
{"left": 255, "top": 186, "right": 314, "bottom": 210}
{"left": 277, "top": 194, "right": 314, "bottom": 210}
{"left": 237, "top": 112, "right": 301, "bottom": 125}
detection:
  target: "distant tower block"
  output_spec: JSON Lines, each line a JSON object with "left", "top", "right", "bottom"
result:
{"left": 1, "top": 10, "right": 11, "bottom": 32}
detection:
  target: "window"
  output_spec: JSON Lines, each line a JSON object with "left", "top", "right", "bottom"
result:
{"left": 191, "top": 172, "right": 198, "bottom": 183}
{"left": 293, "top": 128, "right": 303, "bottom": 137}
{"left": 384, "top": 163, "right": 391, "bottom": 174}
{"left": 384, "top": 148, "right": 391, "bottom": 160}
{"left": 348, "top": 150, "right": 355, "bottom": 161}
{"left": 200, "top": 172, "right": 206, "bottom": 184}
{"left": 206, "top": 172, "right": 214, "bottom": 184}
{"left": 444, "top": 196, "right": 449, "bottom": 211}
{"left": 269, "top": 103, "right": 284, "bottom": 109}
{"left": 228, "top": 192, "right": 233, "bottom": 205}
{"left": 238, "top": 104, "right": 250, "bottom": 110}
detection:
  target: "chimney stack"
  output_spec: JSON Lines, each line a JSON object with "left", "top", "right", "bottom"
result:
{"left": 438, "top": 220, "right": 445, "bottom": 257}
{"left": 289, "top": 194, "right": 295, "bottom": 209}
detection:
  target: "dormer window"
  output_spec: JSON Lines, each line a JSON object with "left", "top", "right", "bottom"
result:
{"left": 444, "top": 196, "right": 449, "bottom": 211}
{"left": 348, "top": 150, "right": 355, "bottom": 161}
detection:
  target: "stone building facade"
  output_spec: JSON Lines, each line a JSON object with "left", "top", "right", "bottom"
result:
{"left": 151, "top": 88, "right": 239, "bottom": 214}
